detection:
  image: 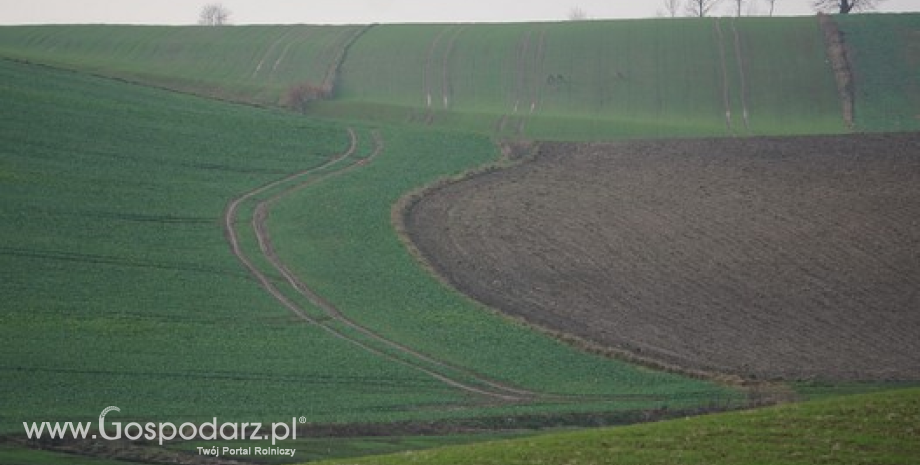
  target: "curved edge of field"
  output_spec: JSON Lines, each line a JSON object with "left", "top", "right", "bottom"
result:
{"left": 390, "top": 142, "right": 753, "bottom": 390}
{"left": 403, "top": 134, "right": 920, "bottom": 382}
{"left": 312, "top": 387, "right": 920, "bottom": 465}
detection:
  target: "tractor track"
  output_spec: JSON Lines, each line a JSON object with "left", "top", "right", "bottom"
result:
{"left": 439, "top": 26, "right": 466, "bottom": 110}
{"left": 225, "top": 128, "right": 695, "bottom": 405}
{"left": 529, "top": 29, "right": 548, "bottom": 115}
{"left": 495, "top": 28, "right": 538, "bottom": 138}
{"left": 223, "top": 128, "right": 545, "bottom": 402}
{"left": 713, "top": 19, "right": 734, "bottom": 134}
{"left": 423, "top": 27, "right": 452, "bottom": 110}
{"left": 730, "top": 18, "right": 751, "bottom": 132}
{"left": 251, "top": 28, "right": 299, "bottom": 79}
{"left": 320, "top": 25, "right": 371, "bottom": 93}
{"left": 270, "top": 29, "right": 314, "bottom": 80}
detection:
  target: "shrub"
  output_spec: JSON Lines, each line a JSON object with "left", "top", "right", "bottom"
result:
{"left": 283, "top": 82, "right": 331, "bottom": 113}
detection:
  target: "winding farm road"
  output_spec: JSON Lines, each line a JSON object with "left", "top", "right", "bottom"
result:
{"left": 223, "top": 128, "right": 542, "bottom": 402}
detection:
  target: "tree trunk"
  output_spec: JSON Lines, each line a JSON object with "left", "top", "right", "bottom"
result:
{"left": 840, "top": 0, "right": 853, "bottom": 14}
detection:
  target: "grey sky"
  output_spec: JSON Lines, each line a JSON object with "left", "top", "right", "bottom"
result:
{"left": 1, "top": 0, "right": 918, "bottom": 25}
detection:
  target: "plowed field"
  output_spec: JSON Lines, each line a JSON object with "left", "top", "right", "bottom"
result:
{"left": 406, "top": 133, "right": 920, "bottom": 381}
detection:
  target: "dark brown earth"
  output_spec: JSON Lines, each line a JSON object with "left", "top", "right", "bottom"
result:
{"left": 406, "top": 133, "right": 920, "bottom": 381}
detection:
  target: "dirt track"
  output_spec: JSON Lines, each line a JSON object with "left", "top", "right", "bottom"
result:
{"left": 406, "top": 133, "right": 920, "bottom": 381}
{"left": 224, "top": 129, "right": 542, "bottom": 402}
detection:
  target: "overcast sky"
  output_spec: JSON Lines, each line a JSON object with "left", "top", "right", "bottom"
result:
{"left": 1, "top": 0, "right": 918, "bottom": 25}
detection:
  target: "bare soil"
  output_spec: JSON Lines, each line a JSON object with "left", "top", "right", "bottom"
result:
{"left": 406, "top": 133, "right": 920, "bottom": 381}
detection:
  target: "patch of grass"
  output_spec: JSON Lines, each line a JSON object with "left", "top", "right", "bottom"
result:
{"left": 314, "top": 388, "right": 920, "bottom": 465}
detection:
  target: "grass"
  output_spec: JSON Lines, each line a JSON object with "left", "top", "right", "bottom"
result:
{"left": 314, "top": 388, "right": 920, "bottom": 465}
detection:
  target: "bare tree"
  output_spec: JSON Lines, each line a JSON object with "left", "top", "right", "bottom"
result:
{"left": 661, "top": 0, "right": 682, "bottom": 17}
{"left": 765, "top": 0, "right": 778, "bottom": 16}
{"left": 685, "top": 0, "right": 723, "bottom": 17}
{"left": 568, "top": 6, "right": 588, "bottom": 21}
{"left": 199, "top": 3, "right": 231, "bottom": 26}
{"left": 813, "top": 0, "right": 884, "bottom": 14}
{"left": 732, "top": 0, "right": 746, "bottom": 16}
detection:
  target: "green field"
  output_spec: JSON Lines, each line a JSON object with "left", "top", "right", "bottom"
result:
{"left": 315, "top": 388, "right": 920, "bottom": 465}
{"left": 336, "top": 17, "right": 844, "bottom": 138}
{"left": 0, "top": 24, "right": 367, "bottom": 106}
{"left": 1, "top": 13, "right": 918, "bottom": 464}
{"left": 0, "top": 58, "right": 472, "bottom": 430}
{"left": 0, "top": 57, "right": 736, "bottom": 433}
{"left": 0, "top": 17, "right": 860, "bottom": 139}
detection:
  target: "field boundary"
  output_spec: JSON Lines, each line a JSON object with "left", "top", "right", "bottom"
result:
{"left": 389, "top": 141, "right": 781, "bottom": 399}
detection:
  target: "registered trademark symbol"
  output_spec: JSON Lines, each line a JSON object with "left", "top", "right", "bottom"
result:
{"left": 298, "top": 416, "right": 307, "bottom": 424}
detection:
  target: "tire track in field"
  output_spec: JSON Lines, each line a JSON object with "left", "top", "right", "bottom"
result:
{"left": 253, "top": 132, "right": 539, "bottom": 400}
{"left": 513, "top": 30, "right": 533, "bottom": 116}
{"left": 223, "top": 129, "right": 358, "bottom": 323}
{"left": 495, "top": 29, "right": 535, "bottom": 138}
{"left": 423, "top": 27, "right": 452, "bottom": 110}
{"left": 528, "top": 29, "right": 548, "bottom": 115}
{"left": 224, "top": 129, "right": 539, "bottom": 402}
{"left": 712, "top": 19, "right": 734, "bottom": 134}
{"left": 228, "top": 130, "right": 691, "bottom": 405}
{"left": 439, "top": 26, "right": 466, "bottom": 110}
{"left": 320, "top": 25, "right": 372, "bottom": 93}
{"left": 251, "top": 28, "right": 299, "bottom": 79}
{"left": 730, "top": 18, "right": 751, "bottom": 132}
{"left": 269, "top": 29, "right": 315, "bottom": 81}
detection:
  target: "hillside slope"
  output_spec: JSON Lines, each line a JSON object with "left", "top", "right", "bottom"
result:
{"left": 0, "top": 24, "right": 367, "bottom": 105}
{"left": 0, "top": 16, "right": 881, "bottom": 139}
{"left": 335, "top": 17, "right": 843, "bottom": 138}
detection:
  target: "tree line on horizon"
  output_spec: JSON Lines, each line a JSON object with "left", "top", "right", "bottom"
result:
{"left": 199, "top": 0, "right": 887, "bottom": 27}
{"left": 569, "top": 0, "right": 886, "bottom": 20}
{"left": 657, "top": 0, "right": 885, "bottom": 18}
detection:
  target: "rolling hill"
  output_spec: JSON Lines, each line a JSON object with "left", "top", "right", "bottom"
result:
{"left": 6, "top": 15, "right": 918, "bottom": 138}
{"left": 1, "top": 12, "right": 919, "bottom": 464}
